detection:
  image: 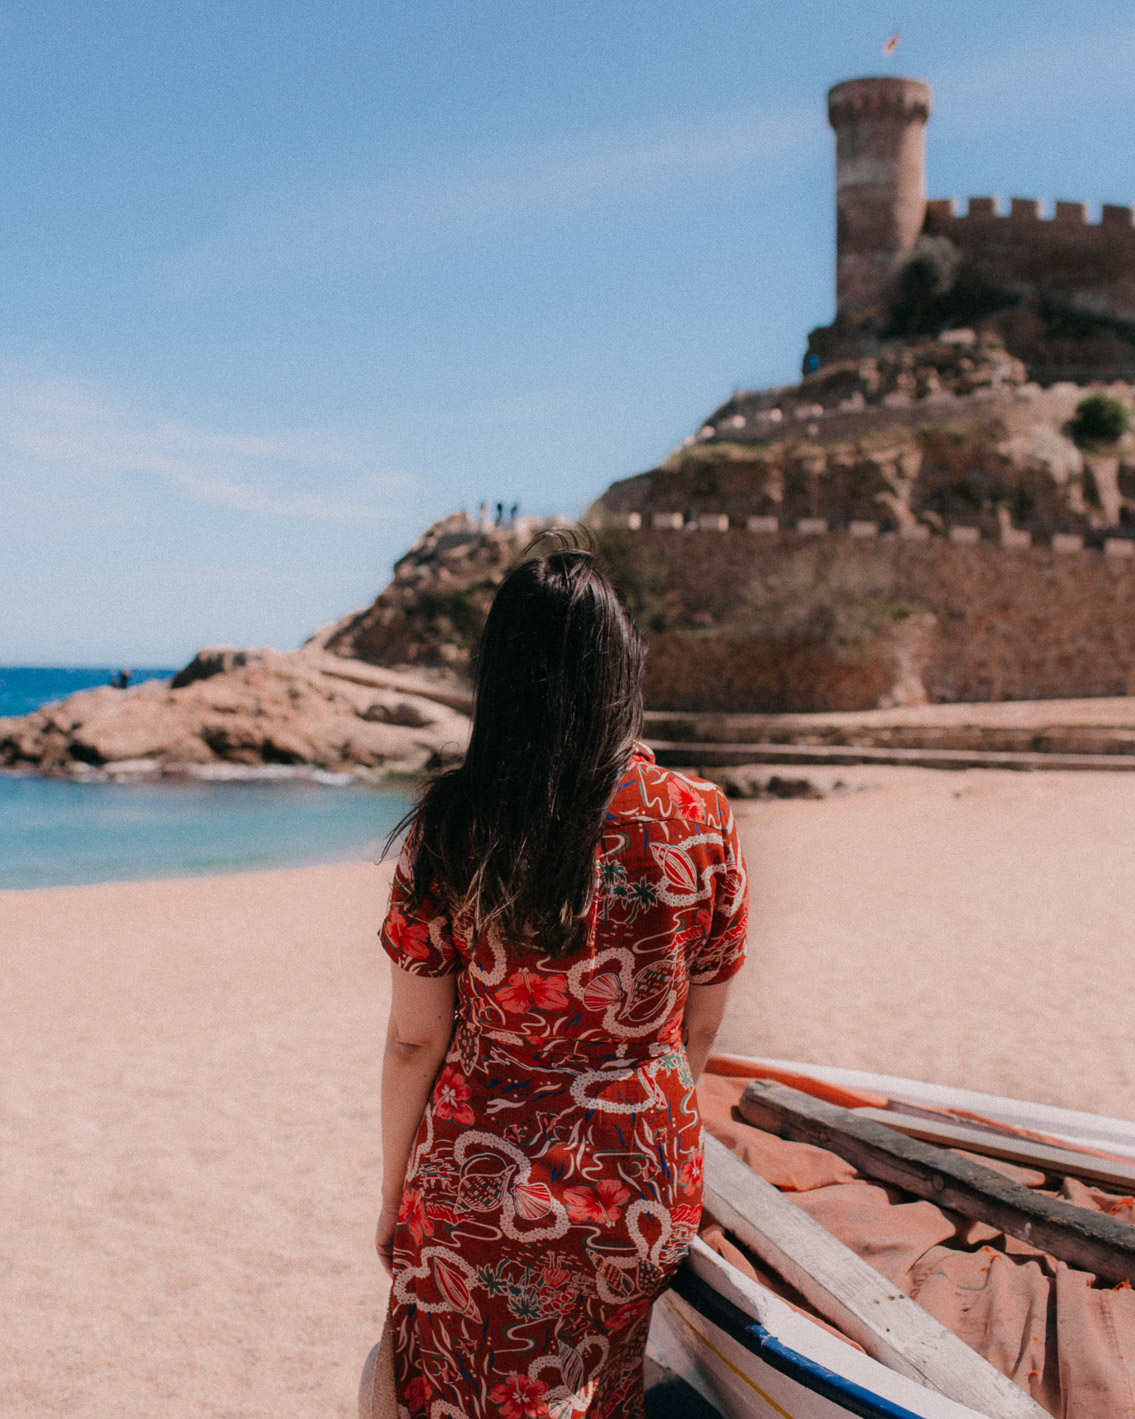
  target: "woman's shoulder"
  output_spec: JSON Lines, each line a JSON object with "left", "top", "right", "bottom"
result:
{"left": 608, "top": 743, "right": 729, "bottom": 829}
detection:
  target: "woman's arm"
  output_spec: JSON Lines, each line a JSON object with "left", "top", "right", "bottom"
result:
{"left": 375, "top": 965, "right": 457, "bottom": 1276}
{"left": 682, "top": 980, "right": 732, "bottom": 1083}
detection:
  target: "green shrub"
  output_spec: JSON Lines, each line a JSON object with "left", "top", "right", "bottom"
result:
{"left": 1070, "top": 393, "right": 1130, "bottom": 447}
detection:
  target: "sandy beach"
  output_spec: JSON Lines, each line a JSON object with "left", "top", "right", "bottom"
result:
{"left": 5, "top": 765, "right": 1135, "bottom": 1416}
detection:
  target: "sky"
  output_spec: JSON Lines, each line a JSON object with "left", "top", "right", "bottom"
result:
{"left": 3, "top": 1, "right": 1135, "bottom": 665}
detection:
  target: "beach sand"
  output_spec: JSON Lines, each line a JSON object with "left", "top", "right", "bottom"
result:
{"left": 4, "top": 766, "right": 1135, "bottom": 1416}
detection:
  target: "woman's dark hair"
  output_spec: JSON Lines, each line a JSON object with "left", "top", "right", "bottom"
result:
{"left": 400, "top": 536, "right": 645, "bottom": 957}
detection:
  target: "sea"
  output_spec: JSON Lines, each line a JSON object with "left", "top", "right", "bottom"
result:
{"left": 0, "top": 667, "right": 414, "bottom": 891}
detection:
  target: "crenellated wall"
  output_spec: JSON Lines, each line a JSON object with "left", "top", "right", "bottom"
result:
{"left": 923, "top": 196, "right": 1135, "bottom": 323}
{"left": 597, "top": 523, "right": 1135, "bottom": 710}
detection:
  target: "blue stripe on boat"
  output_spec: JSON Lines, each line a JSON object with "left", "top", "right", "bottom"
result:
{"left": 672, "top": 1263, "right": 930, "bottom": 1419}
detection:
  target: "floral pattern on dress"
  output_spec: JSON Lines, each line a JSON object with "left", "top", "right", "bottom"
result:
{"left": 379, "top": 745, "right": 748, "bottom": 1418}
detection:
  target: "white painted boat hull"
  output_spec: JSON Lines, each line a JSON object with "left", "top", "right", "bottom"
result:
{"left": 650, "top": 1237, "right": 985, "bottom": 1419}
{"left": 647, "top": 1059, "right": 1135, "bottom": 1418}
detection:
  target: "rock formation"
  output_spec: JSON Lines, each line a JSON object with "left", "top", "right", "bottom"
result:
{"left": 0, "top": 649, "right": 471, "bottom": 777}
{"left": 10, "top": 335, "right": 1135, "bottom": 774}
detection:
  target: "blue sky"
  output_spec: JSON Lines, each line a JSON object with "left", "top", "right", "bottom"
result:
{"left": 3, "top": 1, "right": 1135, "bottom": 664}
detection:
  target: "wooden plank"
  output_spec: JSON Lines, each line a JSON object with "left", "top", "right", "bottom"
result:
{"left": 853, "top": 1107, "right": 1135, "bottom": 1192}
{"left": 702, "top": 1134, "right": 1047, "bottom": 1418}
{"left": 648, "top": 738, "right": 1135, "bottom": 771}
{"left": 739, "top": 1080, "right": 1135, "bottom": 1285}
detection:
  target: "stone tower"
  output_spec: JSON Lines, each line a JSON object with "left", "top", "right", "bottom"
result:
{"left": 827, "top": 76, "right": 932, "bottom": 313}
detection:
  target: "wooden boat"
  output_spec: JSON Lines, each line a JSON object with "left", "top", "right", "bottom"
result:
{"left": 646, "top": 1057, "right": 1135, "bottom": 1419}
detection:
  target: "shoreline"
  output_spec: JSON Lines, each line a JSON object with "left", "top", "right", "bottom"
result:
{"left": 0, "top": 759, "right": 414, "bottom": 784}
{"left": 0, "top": 772, "right": 413, "bottom": 895}
{"left": 6, "top": 763, "right": 1133, "bottom": 1113}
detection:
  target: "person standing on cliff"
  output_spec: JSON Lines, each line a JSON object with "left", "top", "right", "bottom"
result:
{"left": 372, "top": 539, "right": 748, "bottom": 1417}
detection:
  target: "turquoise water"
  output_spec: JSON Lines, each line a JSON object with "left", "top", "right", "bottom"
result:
{"left": 0, "top": 666, "right": 414, "bottom": 891}
{"left": 0, "top": 774, "right": 413, "bottom": 890}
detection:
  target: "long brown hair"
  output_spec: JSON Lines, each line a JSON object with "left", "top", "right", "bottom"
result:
{"left": 402, "top": 539, "right": 645, "bottom": 957}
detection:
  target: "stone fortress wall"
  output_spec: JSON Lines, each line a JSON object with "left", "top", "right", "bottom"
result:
{"left": 597, "top": 357, "right": 1135, "bottom": 707}
{"left": 595, "top": 518, "right": 1135, "bottom": 711}
{"left": 921, "top": 198, "right": 1135, "bottom": 383}
{"left": 922, "top": 197, "right": 1135, "bottom": 321}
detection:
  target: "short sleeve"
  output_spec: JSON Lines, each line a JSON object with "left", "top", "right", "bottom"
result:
{"left": 379, "top": 832, "right": 461, "bottom": 977}
{"left": 690, "top": 793, "right": 749, "bottom": 986}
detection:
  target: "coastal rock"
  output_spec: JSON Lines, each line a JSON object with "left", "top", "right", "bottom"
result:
{"left": 0, "top": 650, "right": 471, "bottom": 776}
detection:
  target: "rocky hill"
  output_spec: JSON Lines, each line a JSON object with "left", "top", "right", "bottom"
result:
{"left": 599, "top": 334, "right": 1135, "bottom": 539}
{"left": 310, "top": 511, "right": 550, "bottom": 671}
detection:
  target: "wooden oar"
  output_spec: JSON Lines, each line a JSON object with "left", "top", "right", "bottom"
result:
{"left": 738, "top": 1079, "right": 1135, "bottom": 1285}
{"left": 852, "top": 1106, "right": 1135, "bottom": 1192}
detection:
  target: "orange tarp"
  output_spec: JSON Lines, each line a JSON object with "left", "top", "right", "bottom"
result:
{"left": 698, "top": 1070, "right": 1135, "bottom": 1419}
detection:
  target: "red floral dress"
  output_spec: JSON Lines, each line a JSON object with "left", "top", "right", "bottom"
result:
{"left": 379, "top": 745, "right": 748, "bottom": 1419}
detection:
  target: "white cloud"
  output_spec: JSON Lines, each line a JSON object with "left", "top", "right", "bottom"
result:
{"left": 161, "top": 107, "right": 820, "bottom": 293}
{"left": 0, "top": 372, "right": 408, "bottom": 522}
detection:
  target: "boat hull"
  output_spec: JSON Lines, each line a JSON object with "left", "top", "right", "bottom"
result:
{"left": 649, "top": 1237, "right": 984, "bottom": 1419}
{"left": 647, "top": 1057, "right": 1135, "bottom": 1418}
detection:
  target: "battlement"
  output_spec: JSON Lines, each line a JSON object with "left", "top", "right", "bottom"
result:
{"left": 595, "top": 520, "right": 1135, "bottom": 709}
{"left": 925, "top": 196, "right": 1135, "bottom": 227}
{"left": 827, "top": 76, "right": 931, "bottom": 127}
{"left": 919, "top": 192, "right": 1135, "bottom": 335}
{"left": 606, "top": 513, "right": 1135, "bottom": 559}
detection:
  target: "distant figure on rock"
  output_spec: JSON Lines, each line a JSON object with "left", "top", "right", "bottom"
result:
{"left": 508, "top": 502, "right": 519, "bottom": 523}
{"left": 494, "top": 501, "right": 504, "bottom": 525}
{"left": 111, "top": 668, "right": 131, "bottom": 690}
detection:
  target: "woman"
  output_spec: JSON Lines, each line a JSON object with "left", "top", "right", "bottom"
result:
{"left": 375, "top": 544, "right": 748, "bottom": 1419}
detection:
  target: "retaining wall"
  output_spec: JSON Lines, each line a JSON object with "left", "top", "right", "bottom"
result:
{"left": 604, "top": 524, "right": 1135, "bottom": 710}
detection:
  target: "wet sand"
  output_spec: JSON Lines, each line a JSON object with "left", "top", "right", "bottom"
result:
{"left": 4, "top": 766, "right": 1135, "bottom": 1415}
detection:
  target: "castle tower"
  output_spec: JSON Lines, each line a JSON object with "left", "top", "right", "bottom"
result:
{"left": 827, "top": 76, "right": 932, "bottom": 313}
